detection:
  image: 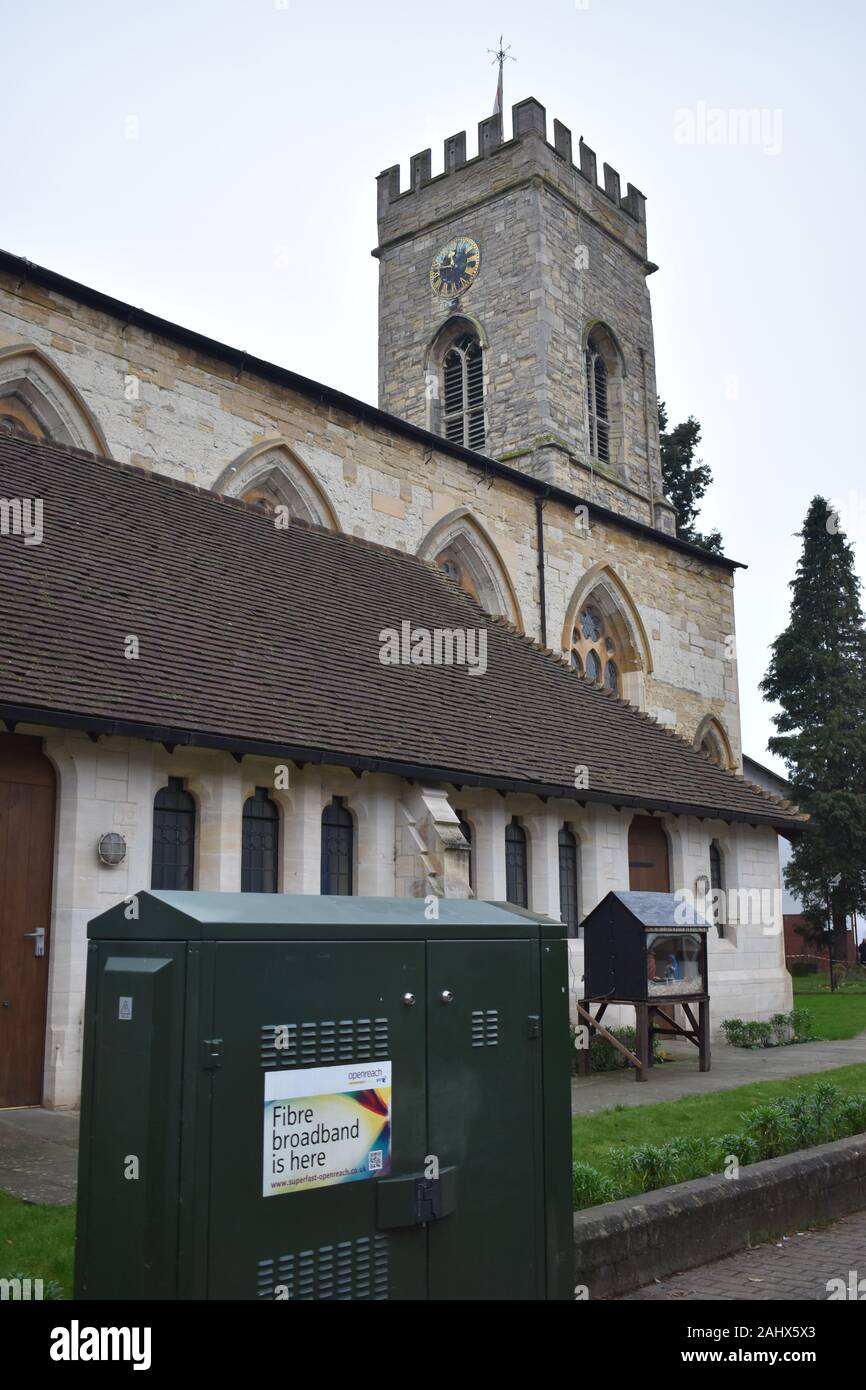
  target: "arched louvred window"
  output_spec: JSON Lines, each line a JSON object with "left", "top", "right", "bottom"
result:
{"left": 321, "top": 797, "right": 354, "bottom": 895}
{"left": 242, "top": 786, "right": 279, "bottom": 893}
{"left": 456, "top": 813, "right": 475, "bottom": 893}
{"left": 709, "top": 840, "right": 726, "bottom": 939}
{"left": 558, "top": 827, "right": 579, "bottom": 937}
{"left": 505, "top": 817, "right": 528, "bottom": 908}
{"left": 151, "top": 776, "right": 195, "bottom": 890}
{"left": 442, "top": 334, "right": 485, "bottom": 450}
{"left": 585, "top": 335, "right": 610, "bottom": 463}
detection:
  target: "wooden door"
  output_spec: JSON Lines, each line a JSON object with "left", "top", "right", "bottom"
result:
{"left": 0, "top": 734, "right": 56, "bottom": 1107}
{"left": 628, "top": 815, "right": 670, "bottom": 892}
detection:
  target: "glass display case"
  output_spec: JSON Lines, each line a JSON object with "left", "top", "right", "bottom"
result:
{"left": 645, "top": 930, "right": 706, "bottom": 998}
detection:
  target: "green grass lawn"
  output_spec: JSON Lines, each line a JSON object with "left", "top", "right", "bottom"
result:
{"left": 793, "top": 974, "right": 866, "bottom": 1040}
{"left": 0, "top": 1191, "right": 75, "bottom": 1298}
{"left": 572, "top": 1063, "right": 866, "bottom": 1177}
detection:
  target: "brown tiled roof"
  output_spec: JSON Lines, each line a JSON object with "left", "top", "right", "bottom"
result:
{"left": 0, "top": 432, "right": 804, "bottom": 831}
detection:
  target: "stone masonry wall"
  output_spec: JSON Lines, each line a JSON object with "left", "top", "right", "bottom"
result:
{"left": 375, "top": 99, "right": 673, "bottom": 529}
{"left": 0, "top": 269, "right": 741, "bottom": 762}
{"left": 31, "top": 728, "right": 785, "bottom": 1106}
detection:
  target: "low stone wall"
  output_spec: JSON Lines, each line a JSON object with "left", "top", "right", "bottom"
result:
{"left": 573, "top": 1134, "right": 866, "bottom": 1298}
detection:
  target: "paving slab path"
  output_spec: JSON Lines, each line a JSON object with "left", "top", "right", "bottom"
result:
{"left": 1, "top": 1033, "right": 865, "bottom": 1207}
{"left": 617, "top": 1207, "right": 866, "bottom": 1300}
{"left": 0, "top": 1107, "right": 79, "bottom": 1205}
{"left": 571, "top": 1033, "right": 866, "bottom": 1115}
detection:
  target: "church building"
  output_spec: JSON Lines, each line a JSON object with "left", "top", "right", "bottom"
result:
{"left": 0, "top": 98, "right": 803, "bottom": 1108}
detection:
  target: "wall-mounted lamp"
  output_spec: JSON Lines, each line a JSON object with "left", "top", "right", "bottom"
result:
{"left": 97, "top": 832, "right": 127, "bottom": 867}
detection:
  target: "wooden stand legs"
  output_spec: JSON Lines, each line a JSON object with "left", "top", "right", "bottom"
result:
{"left": 634, "top": 1002, "right": 649, "bottom": 1082}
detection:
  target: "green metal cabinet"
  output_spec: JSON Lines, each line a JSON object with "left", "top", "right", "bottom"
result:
{"left": 75, "top": 893, "right": 573, "bottom": 1301}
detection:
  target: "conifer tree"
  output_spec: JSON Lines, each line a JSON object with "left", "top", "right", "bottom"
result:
{"left": 658, "top": 400, "right": 723, "bottom": 554}
{"left": 761, "top": 497, "right": 866, "bottom": 957}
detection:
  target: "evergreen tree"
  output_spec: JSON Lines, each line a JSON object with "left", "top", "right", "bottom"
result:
{"left": 761, "top": 497, "right": 866, "bottom": 957}
{"left": 658, "top": 400, "right": 723, "bottom": 554}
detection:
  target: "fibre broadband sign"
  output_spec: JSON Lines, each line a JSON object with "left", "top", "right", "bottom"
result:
{"left": 263, "top": 1061, "right": 391, "bottom": 1197}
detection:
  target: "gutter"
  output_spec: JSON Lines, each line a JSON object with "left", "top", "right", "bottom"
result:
{"left": 0, "top": 248, "right": 744, "bottom": 572}
{"left": 0, "top": 701, "right": 805, "bottom": 836}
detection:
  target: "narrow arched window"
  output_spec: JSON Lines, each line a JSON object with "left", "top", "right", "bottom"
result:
{"left": 505, "top": 817, "right": 528, "bottom": 908}
{"left": 558, "top": 826, "right": 579, "bottom": 937}
{"left": 456, "top": 813, "right": 475, "bottom": 892}
{"left": 151, "top": 776, "right": 195, "bottom": 890}
{"left": 709, "top": 840, "right": 726, "bottom": 939}
{"left": 321, "top": 797, "right": 354, "bottom": 895}
{"left": 585, "top": 333, "right": 610, "bottom": 462}
{"left": 242, "top": 787, "right": 279, "bottom": 893}
{"left": 442, "top": 334, "right": 485, "bottom": 450}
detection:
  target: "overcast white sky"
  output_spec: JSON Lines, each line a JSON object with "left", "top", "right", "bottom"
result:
{"left": 3, "top": 0, "right": 864, "bottom": 774}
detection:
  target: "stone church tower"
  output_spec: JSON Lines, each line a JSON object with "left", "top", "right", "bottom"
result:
{"left": 375, "top": 97, "right": 677, "bottom": 535}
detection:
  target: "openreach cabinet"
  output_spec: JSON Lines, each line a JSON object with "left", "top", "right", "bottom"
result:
{"left": 75, "top": 892, "right": 573, "bottom": 1301}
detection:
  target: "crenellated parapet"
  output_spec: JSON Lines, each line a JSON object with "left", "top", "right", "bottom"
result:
{"left": 376, "top": 97, "right": 646, "bottom": 233}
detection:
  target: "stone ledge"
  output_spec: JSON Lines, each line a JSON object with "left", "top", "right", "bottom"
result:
{"left": 573, "top": 1134, "right": 866, "bottom": 1298}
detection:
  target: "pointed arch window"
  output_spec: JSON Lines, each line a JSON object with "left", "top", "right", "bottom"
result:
{"left": 242, "top": 787, "right": 280, "bottom": 893}
{"left": 701, "top": 730, "right": 725, "bottom": 766}
{"left": 571, "top": 602, "right": 622, "bottom": 695}
{"left": 505, "top": 817, "right": 528, "bottom": 908}
{"left": 585, "top": 334, "right": 610, "bottom": 462}
{"left": 321, "top": 797, "right": 354, "bottom": 895}
{"left": 442, "top": 334, "right": 485, "bottom": 450}
{"left": 151, "top": 776, "right": 195, "bottom": 890}
{"left": 435, "top": 547, "right": 481, "bottom": 604}
{"left": 558, "top": 826, "right": 579, "bottom": 937}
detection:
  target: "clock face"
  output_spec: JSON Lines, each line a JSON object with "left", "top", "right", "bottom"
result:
{"left": 429, "top": 236, "right": 481, "bottom": 299}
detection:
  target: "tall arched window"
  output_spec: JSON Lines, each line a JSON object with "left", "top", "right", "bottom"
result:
{"left": 505, "top": 817, "right": 528, "bottom": 908}
{"left": 321, "top": 797, "right": 354, "bottom": 895}
{"left": 442, "top": 334, "right": 485, "bottom": 450}
{"left": 456, "top": 813, "right": 475, "bottom": 893}
{"left": 558, "top": 826, "right": 579, "bottom": 937}
{"left": 242, "top": 787, "right": 279, "bottom": 893}
{"left": 709, "top": 840, "right": 726, "bottom": 939}
{"left": 570, "top": 602, "right": 622, "bottom": 695}
{"left": 151, "top": 776, "right": 195, "bottom": 890}
{"left": 585, "top": 333, "right": 610, "bottom": 462}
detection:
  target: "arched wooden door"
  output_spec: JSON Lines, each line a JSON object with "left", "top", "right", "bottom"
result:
{"left": 628, "top": 815, "right": 670, "bottom": 892}
{"left": 0, "top": 734, "right": 56, "bottom": 1107}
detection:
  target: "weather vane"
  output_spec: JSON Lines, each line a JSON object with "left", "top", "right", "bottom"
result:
{"left": 489, "top": 35, "right": 515, "bottom": 116}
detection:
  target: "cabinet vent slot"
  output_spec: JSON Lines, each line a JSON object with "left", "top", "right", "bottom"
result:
{"left": 471, "top": 1008, "right": 499, "bottom": 1047}
{"left": 256, "top": 1234, "right": 389, "bottom": 1300}
{"left": 260, "top": 1018, "right": 390, "bottom": 1068}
